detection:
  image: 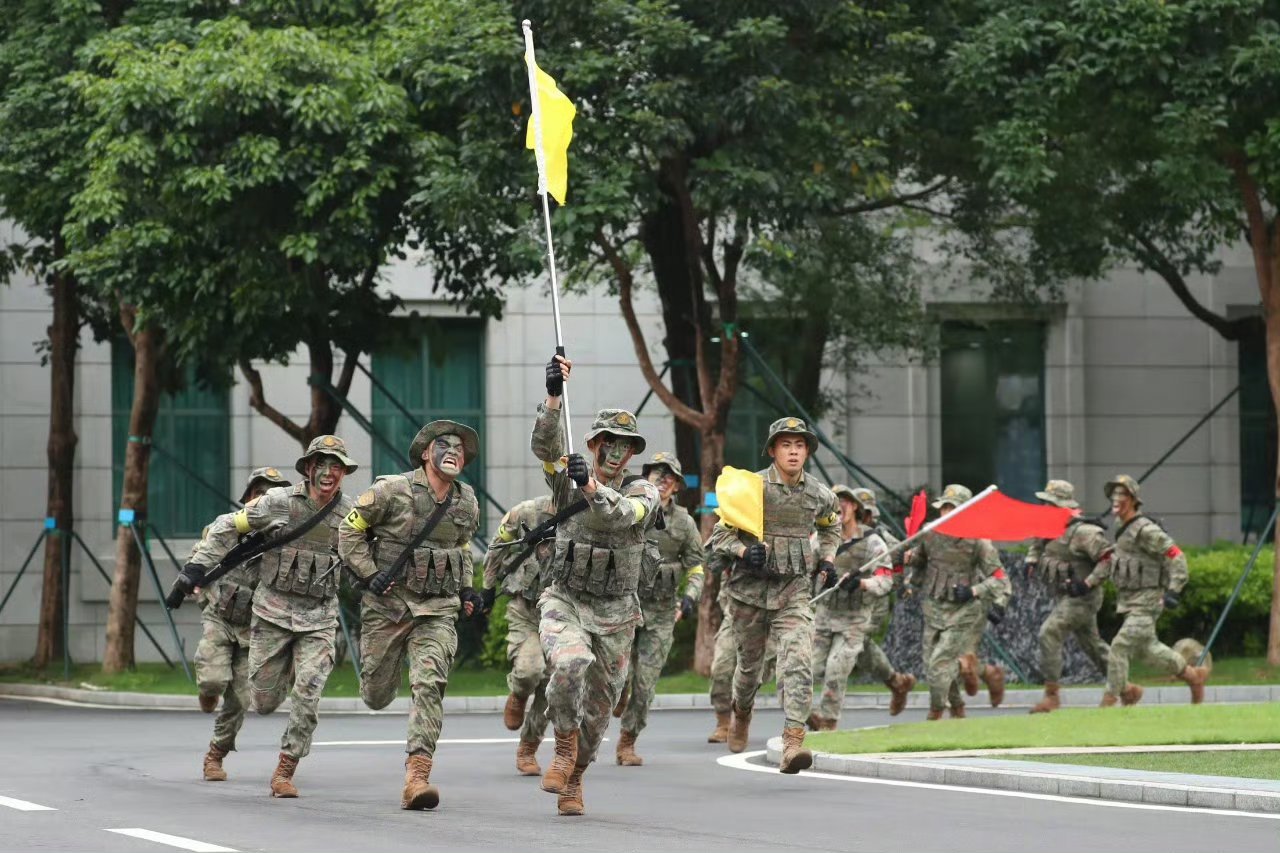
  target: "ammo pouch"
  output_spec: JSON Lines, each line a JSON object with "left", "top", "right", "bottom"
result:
{"left": 263, "top": 546, "right": 340, "bottom": 600}
{"left": 1113, "top": 553, "right": 1164, "bottom": 590}
{"left": 373, "top": 539, "right": 465, "bottom": 597}
{"left": 1040, "top": 557, "right": 1074, "bottom": 587}
{"left": 638, "top": 561, "right": 682, "bottom": 601}
{"left": 550, "top": 539, "right": 644, "bottom": 597}
{"left": 213, "top": 582, "right": 255, "bottom": 625}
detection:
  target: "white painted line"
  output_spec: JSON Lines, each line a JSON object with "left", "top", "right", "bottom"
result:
{"left": 314, "top": 736, "right": 610, "bottom": 747}
{"left": 0, "top": 795, "right": 56, "bottom": 811}
{"left": 105, "top": 828, "right": 237, "bottom": 852}
{"left": 717, "top": 751, "right": 1280, "bottom": 821}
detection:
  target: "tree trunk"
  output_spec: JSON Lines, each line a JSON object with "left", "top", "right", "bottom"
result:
{"left": 792, "top": 286, "right": 835, "bottom": 416}
{"left": 34, "top": 268, "right": 77, "bottom": 667}
{"left": 692, "top": 427, "right": 726, "bottom": 675}
{"left": 102, "top": 317, "right": 163, "bottom": 673}
{"left": 1266, "top": 303, "right": 1280, "bottom": 665}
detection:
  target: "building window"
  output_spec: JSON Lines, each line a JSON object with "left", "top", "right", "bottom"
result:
{"left": 371, "top": 319, "right": 487, "bottom": 528}
{"left": 111, "top": 339, "right": 231, "bottom": 538}
{"left": 940, "top": 320, "right": 1046, "bottom": 501}
{"left": 1238, "top": 324, "right": 1277, "bottom": 541}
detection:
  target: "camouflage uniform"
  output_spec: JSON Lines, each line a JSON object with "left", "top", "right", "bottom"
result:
{"left": 192, "top": 467, "right": 290, "bottom": 760}
{"left": 906, "top": 486, "right": 1010, "bottom": 715}
{"left": 1087, "top": 476, "right": 1191, "bottom": 702}
{"left": 708, "top": 576, "right": 776, "bottom": 717}
{"left": 532, "top": 406, "right": 660, "bottom": 779}
{"left": 483, "top": 495, "right": 556, "bottom": 751}
{"left": 619, "top": 454, "right": 706, "bottom": 744}
{"left": 194, "top": 437, "right": 356, "bottom": 764}
{"left": 709, "top": 422, "right": 841, "bottom": 736}
{"left": 851, "top": 494, "right": 906, "bottom": 686}
{"left": 339, "top": 428, "right": 479, "bottom": 763}
{"left": 810, "top": 523, "right": 893, "bottom": 722}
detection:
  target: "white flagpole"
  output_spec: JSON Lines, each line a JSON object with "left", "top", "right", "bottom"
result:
{"left": 810, "top": 485, "right": 1000, "bottom": 606}
{"left": 522, "top": 19, "right": 573, "bottom": 455}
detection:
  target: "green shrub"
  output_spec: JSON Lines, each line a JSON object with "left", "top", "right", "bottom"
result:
{"left": 479, "top": 595, "right": 510, "bottom": 670}
{"left": 1160, "top": 545, "right": 1276, "bottom": 656}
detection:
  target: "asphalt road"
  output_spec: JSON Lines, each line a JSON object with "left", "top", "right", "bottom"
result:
{"left": 0, "top": 697, "right": 1275, "bottom": 853}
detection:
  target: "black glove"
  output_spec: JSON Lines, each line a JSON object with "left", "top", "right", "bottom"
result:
{"left": 1162, "top": 590, "right": 1180, "bottom": 610}
{"left": 368, "top": 570, "right": 395, "bottom": 596}
{"left": 482, "top": 587, "right": 497, "bottom": 612}
{"left": 679, "top": 595, "right": 695, "bottom": 620}
{"left": 815, "top": 560, "right": 837, "bottom": 590}
{"left": 460, "top": 586, "right": 486, "bottom": 619}
{"left": 952, "top": 583, "right": 975, "bottom": 604}
{"left": 545, "top": 355, "right": 565, "bottom": 397}
{"left": 987, "top": 603, "right": 1006, "bottom": 625}
{"left": 742, "top": 543, "right": 768, "bottom": 575}
{"left": 1065, "top": 578, "right": 1090, "bottom": 598}
{"left": 837, "top": 570, "right": 861, "bottom": 590}
{"left": 164, "top": 563, "right": 205, "bottom": 610}
{"left": 567, "top": 453, "right": 591, "bottom": 487}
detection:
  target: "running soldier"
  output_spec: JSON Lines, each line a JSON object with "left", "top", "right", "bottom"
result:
{"left": 533, "top": 355, "right": 660, "bottom": 816}
{"left": 1026, "top": 479, "right": 1111, "bottom": 713}
{"left": 1076, "top": 475, "right": 1208, "bottom": 707}
{"left": 705, "top": 551, "right": 778, "bottom": 742}
{"left": 191, "top": 467, "right": 291, "bottom": 781}
{"left": 483, "top": 494, "right": 556, "bottom": 776}
{"left": 710, "top": 417, "right": 841, "bottom": 774}
{"left": 615, "top": 452, "right": 706, "bottom": 766}
{"left": 338, "top": 420, "right": 484, "bottom": 810}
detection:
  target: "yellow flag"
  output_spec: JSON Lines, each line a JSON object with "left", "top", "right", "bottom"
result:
{"left": 524, "top": 56, "right": 576, "bottom": 205}
{"left": 714, "top": 467, "right": 765, "bottom": 541}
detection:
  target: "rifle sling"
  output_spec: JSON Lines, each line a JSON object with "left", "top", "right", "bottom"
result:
{"left": 201, "top": 490, "right": 345, "bottom": 587}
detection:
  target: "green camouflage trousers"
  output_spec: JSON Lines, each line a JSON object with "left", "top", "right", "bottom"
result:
{"left": 194, "top": 609, "right": 251, "bottom": 751}
{"left": 729, "top": 594, "right": 813, "bottom": 728}
{"left": 539, "top": 591, "right": 635, "bottom": 766}
{"left": 248, "top": 617, "right": 335, "bottom": 759}
{"left": 710, "top": 605, "right": 777, "bottom": 713}
{"left": 505, "top": 596, "right": 550, "bottom": 745}
{"left": 853, "top": 639, "right": 894, "bottom": 683}
{"left": 359, "top": 606, "right": 458, "bottom": 757}
{"left": 921, "top": 600, "right": 984, "bottom": 711}
{"left": 620, "top": 595, "right": 678, "bottom": 735}
{"left": 1039, "top": 589, "right": 1109, "bottom": 682}
{"left": 1106, "top": 608, "right": 1185, "bottom": 696}
{"left": 811, "top": 618, "right": 872, "bottom": 721}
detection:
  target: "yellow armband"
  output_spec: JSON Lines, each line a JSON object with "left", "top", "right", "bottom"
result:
{"left": 629, "top": 498, "right": 648, "bottom": 522}
{"left": 815, "top": 511, "right": 839, "bottom": 528}
{"left": 233, "top": 509, "right": 251, "bottom": 534}
{"left": 687, "top": 565, "right": 704, "bottom": 576}
{"left": 344, "top": 509, "right": 369, "bottom": 532}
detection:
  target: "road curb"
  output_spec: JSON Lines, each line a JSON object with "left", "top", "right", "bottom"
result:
{"left": 762, "top": 737, "right": 1280, "bottom": 814}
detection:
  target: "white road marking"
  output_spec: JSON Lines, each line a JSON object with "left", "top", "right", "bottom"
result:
{"left": 105, "top": 829, "right": 236, "bottom": 852}
{"left": 0, "top": 795, "right": 55, "bottom": 811}
{"left": 314, "top": 737, "right": 609, "bottom": 746}
{"left": 718, "top": 751, "right": 1280, "bottom": 821}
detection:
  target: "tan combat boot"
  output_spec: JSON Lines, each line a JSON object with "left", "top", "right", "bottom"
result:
{"left": 1030, "top": 682, "right": 1060, "bottom": 714}
{"left": 981, "top": 665, "right": 1006, "bottom": 708}
{"left": 557, "top": 763, "right": 587, "bottom": 816}
{"left": 958, "top": 654, "right": 980, "bottom": 696}
{"left": 1180, "top": 665, "right": 1209, "bottom": 704}
{"left": 887, "top": 672, "right": 916, "bottom": 717}
{"left": 1121, "top": 683, "right": 1145, "bottom": 706}
{"left": 199, "top": 693, "right": 218, "bottom": 714}
{"left": 541, "top": 729, "right": 579, "bottom": 794}
{"left": 926, "top": 707, "right": 944, "bottom": 721}
{"left": 707, "top": 711, "right": 731, "bottom": 744}
{"left": 515, "top": 739, "right": 542, "bottom": 776}
{"left": 819, "top": 718, "right": 838, "bottom": 732}
{"left": 503, "top": 693, "right": 528, "bottom": 731}
{"left": 949, "top": 702, "right": 966, "bottom": 719}
{"left": 616, "top": 730, "right": 643, "bottom": 766}
{"left": 401, "top": 754, "right": 440, "bottom": 810}
{"left": 1099, "top": 693, "right": 1119, "bottom": 708}
{"left": 727, "top": 704, "right": 752, "bottom": 754}
{"left": 778, "top": 726, "right": 813, "bottom": 774}
{"left": 203, "top": 743, "right": 229, "bottom": 782}
{"left": 270, "top": 753, "right": 299, "bottom": 798}
{"left": 612, "top": 682, "right": 632, "bottom": 718}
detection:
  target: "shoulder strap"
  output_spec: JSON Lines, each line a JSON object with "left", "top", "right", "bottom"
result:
{"left": 385, "top": 487, "right": 456, "bottom": 583}
{"left": 199, "top": 490, "right": 344, "bottom": 587}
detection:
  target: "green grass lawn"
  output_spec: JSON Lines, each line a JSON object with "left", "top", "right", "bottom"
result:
{"left": 809, "top": 703, "right": 1280, "bottom": 755}
{"left": 1005, "top": 750, "right": 1280, "bottom": 781}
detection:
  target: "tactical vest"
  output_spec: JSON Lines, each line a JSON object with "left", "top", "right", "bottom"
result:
{"left": 822, "top": 533, "right": 885, "bottom": 611}
{"left": 373, "top": 478, "right": 476, "bottom": 598}
{"left": 550, "top": 474, "right": 651, "bottom": 596}
{"left": 760, "top": 472, "right": 822, "bottom": 578}
{"left": 209, "top": 560, "right": 259, "bottom": 626}
{"left": 1111, "top": 516, "right": 1166, "bottom": 591}
{"left": 260, "top": 491, "right": 342, "bottom": 601}
{"left": 1039, "top": 520, "right": 1102, "bottom": 586}
{"left": 638, "top": 506, "right": 688, "bottom": 600}
{"left": 922, "top": 534, "right": 987, "bottom": 602}
{"left": 503, "top": 503, "right": 556, "bottom": 602}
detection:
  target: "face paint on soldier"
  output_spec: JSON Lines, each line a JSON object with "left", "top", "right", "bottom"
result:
{"left": 647, "top": 467, "right": 680, "bottom": 503}
{"left": 1111, "top": 487, "right": 1137, "bottom": 522}
{"left": 427, "top": 435, "right": 466, "bottom": 478}
{"left": 838, "top": 496, "right": 859, "bottom": 534}
{"left": 307, "top": 455, "right": 346, "bottom": 502}
{"left": 768, "top": 435, "right": 809, "bottom": 481}
{"left": 592, "top": 436, "right": 635, "bottom": 480}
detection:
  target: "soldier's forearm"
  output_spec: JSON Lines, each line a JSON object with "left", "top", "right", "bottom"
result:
{"left": 530, "top": 404, "right": 565, "bottom": 463}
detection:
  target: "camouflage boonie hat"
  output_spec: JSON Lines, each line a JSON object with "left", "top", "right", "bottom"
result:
{"left": 1035, "top": 479, "right": 1079, "bottom": 509}
{"left": 642, "top": 451, "right": 684, "bottom": 483}
{"left": 584, "top": 409, "right": 646, "bottom": 454}
{"left": 240, "top": 467, "right": 291, "bottom": 503}
{"left": 851, "top": 487, "right": 878, "bottom": 510}
{"left": 761, "top": 416, "right": 819, "bottom": 456}
{"left": 295, "top": 434, "right": 359, "bottom": 476}
{"left": 932, "top": 483, "right": 973, "bottom": 509}
{"left": 1105, "top": 474, "right": 1142, "bottom": 506}
{"left": 409, "top": 419, "right": 480, "bottom": 469}
{"left": 831, "top": 484, "right": 858, "bottom": 504}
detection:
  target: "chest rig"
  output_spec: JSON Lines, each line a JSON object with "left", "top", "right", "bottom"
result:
{"left": 374, "top": 477, "right": 476, "bottom": 598}
{"left": 1039, "top": 519, "right": 1102, "bottom": 586}
{"left": 1112, "top": 516, "right": 1165, "bottom": 590}
{"left": 261, "top": 488, "right": 342, "bottom": 601}
{"left": 550, "top": 474, "right": 652, "bottom": 597}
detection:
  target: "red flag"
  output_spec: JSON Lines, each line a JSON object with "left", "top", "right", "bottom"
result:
{"left": 904, "top": 489, "right": 927, "bottom": 537}
{"left": 933, "top": 489, "right": 1073, "bottom": 541}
